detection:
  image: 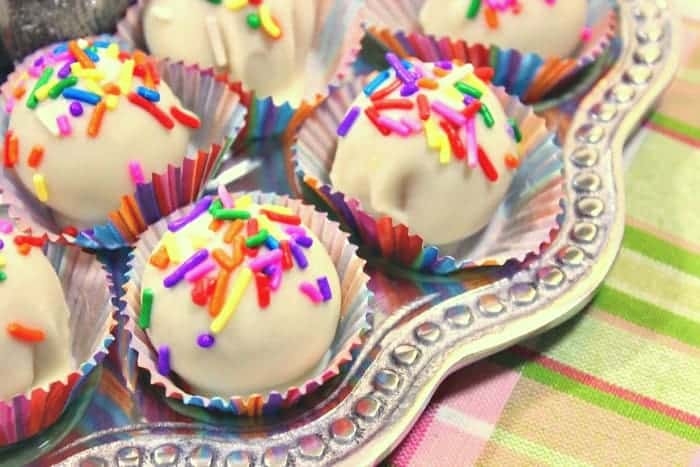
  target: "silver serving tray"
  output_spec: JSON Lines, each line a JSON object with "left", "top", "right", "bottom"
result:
{"left": 20, "top": 1, "right": 678, "bottom": 465}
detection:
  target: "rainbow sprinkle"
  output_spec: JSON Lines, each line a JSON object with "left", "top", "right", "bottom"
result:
{"left": 337, "top": 54, "right": 522, "bottom": 181}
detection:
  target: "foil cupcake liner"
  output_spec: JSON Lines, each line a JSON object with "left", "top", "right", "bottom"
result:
{"left": 293, "top": 79, "right": 565, "bottom": 275}
{"left": 122, "top": 191, "right": 372, "bottom": 416}
{"left": 354, "top": 0, "right": 617, "bottom": 104}
{"left": 0, "top": 38, "right": 248, "bottom": 250}
{"left": 0, "top": 238, "right": 117, "bottom": 446}
{"left": 116, "top": 0, "right": 367, "bottom": 143}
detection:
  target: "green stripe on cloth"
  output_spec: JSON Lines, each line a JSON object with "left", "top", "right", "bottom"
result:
{"left": 491, "top": 352, "right": 700, "bottom": 444}
{"left": 594, "top": 286, "right": 700, "bottom": 348}
{"left": 490, "top": 428, "right": 593, "bottom": 467}
{"left": 650, "top": 112, "right": 700, "bottom": 141}
{"left": 623, "top": 224, "right": 700, "bottom": 279}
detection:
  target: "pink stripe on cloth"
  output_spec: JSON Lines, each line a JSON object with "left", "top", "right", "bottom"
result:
{"left": 391, "top": 360, "right": 521, "bottom": 466}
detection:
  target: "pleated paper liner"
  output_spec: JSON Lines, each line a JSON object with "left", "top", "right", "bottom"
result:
{"left": 116, "top": 0, "right": 367, "bottom": 144}
{"left": 293, "top": 79, "right": 565, "bottom": 275}
{"left": 0, "top": 236, "right": 117, "bottom": 446}
{"left": 354, "top": 0, "right": 617, "bottom": 105}
{"left": 0, "top": 41, "right": 248, "bottom": 250}
{"left": 123, "top": 191, "right": 372, "bottom": 416}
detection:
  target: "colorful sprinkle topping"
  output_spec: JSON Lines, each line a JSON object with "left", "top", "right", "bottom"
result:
{"left": 143, "top": 191, "right": 332, "bottom": 352}
{"left": 1, "top": 38, "right": 202, "bottom": 204}
{"left": 337, "top": 54, "right": 521, "bottom": 180}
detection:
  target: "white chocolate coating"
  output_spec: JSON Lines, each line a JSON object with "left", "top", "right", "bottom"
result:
{"left": 141, "top": 200, "right": 342, "bottom": 397}
{"left": 143, "top": 0, "right": 320, "bottom": 104}
{"left": 7, "top": 41, "right": 196, "bottom": 229}
{"left": 0, "top": 233, "right": 72, "bottom": 400}
{"left": 419, "top": 0, "right": 588, "bottom": 58}
{"left": 331, "top": 63, "right": 519, "bottom": 246}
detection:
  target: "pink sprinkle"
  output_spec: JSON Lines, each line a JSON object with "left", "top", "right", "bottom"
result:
{"left": 217, "top": 184, "right": 234, "bottom": 208}
{"left": 466, "top": 117, "right": 478, "bottom": 168}
{"left": 401, "top": 117, "right": 423, "bottom": 134}
{"left": 53, "top": 51, "right": 72, "bottom": 62}
{"left": 56, "top": 115, "right": 72, "bottom": 136}
{"left": 285, "top": 226, "right": 306, "bottom": 237}
{"left": 248, "top": 249, "right": 283, "bottom": 272}
{"left": 299, "top": 282, "right": 323, "bottom": 304}
{"left": 28, "top": 66, "right": 41, "bottom": 78}
{"left": 269, "top": 265, "right": 282, "bottom": 290}
{"left": 431, "top": 100, "right": 466, "bottom": 127}
{"left": 0, "top": 220, "right": 13, "bottom": 234}
{"left": 581, "top": 27, "right": 592, "bottom": 42}
{"left": 4, "top": 98, "right": 15, "bottom": 114}
{"left": 377, "top": 115, "right": 410, "bottom": 136}
{"left": 185, "top": 258, "right": 217, "bottom": 283}
{"left": 128, "top": 161, "right": 146, "bottom": 185}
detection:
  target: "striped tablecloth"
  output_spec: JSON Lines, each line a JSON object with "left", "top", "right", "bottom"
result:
{"left": 387, "top": 5, "right": 700, "bottom": 466}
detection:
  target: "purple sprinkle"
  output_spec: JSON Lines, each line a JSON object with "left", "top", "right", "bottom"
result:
{"left": 33, "top": 57, "right": 45, "bottom": 67}
{"left": 197, "top": 334, "right": 216, "bottom": 348}
{"left": 317, "top": 277, "right": 332, "bottom": 302}
{"left": 385, "top": 52, "right": 415, "bottom": 85}
{"left": 163, "top": 249, "right": 209, "bottom": 288}
{"left": 436, "top": 60, "right": 453, "bottom": 70}
{"left": 400, "top": 82, "right": 419, "bottom": 97}
{"left": 337, "top": 106, "right": 361, "bottom": 137}
{"left": 266, "top": 265, "right": 282, "bottom": 290}
{"left": 57, "top": 59, "right": 76, "bottom": 79}
{"left": 289, "top": 242, "right": 308, "bottom": 269}
{"left": 285, "top": 226, "right": 306, "bottom": 237}
{"left": 168, "top": 196, "right": 213, "bottom": 232}
{"left": 0, "top": 239, "right": 4, "bottom": 250}
{"left": 157, "top": 346, "right": 171, "bottom": 376}
{"left": 294, "top": 235, "right": 313, "bottom": 249}
{"left": 69, "top": 101, "right": 84, "bottom": 117}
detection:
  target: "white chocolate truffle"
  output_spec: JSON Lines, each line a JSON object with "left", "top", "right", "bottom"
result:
{"left": 419, "top": 0, "right": 588, "bottom": 58}
{"left": 0, "top": 228, "right": 72, "bottom": 400}
{"left": 143, "top": 0, "right": 320, "bottom": 104}
{"left": 331, "top": 60, "right": 520, "bottom": 246}
{"left": 140, "top": 195, "right": 342, "bottom": 397}
{"left": 5, "top": 39, "right": 200, "bottom": 228}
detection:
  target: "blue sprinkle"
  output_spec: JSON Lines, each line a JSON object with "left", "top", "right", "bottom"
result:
{"left": 264, "top": 235, "right": 280, "bottom": 250}
{"left": 137, "top": 86, "right": 161, "bottom": 102}
{"left": 62, "top": 88, "right": 102, "bottom": 105}
{"left": 93, "top": 40, "right": 111, "bottom": 48}
{"left": 53, "top": 43, "right": 68, "bottom": 54}
{"left": 363, "top": 70, "right": 390, "bottom": 96}
{"left": 84, "top": 48, "right": 100, "bottom": 62}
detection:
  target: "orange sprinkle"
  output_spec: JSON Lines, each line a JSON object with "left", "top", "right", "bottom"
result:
{"left": 505, "top": 153, "right": 520, "bottom": 170}
{"left": 12, "top": 86, "right": 26, "bottom": 99}
{"left": 68, "top": 40, "right": 95, "bottom": 69}
{"left": 5, "top": 133, "right": 18, "bottom": 168}
{"left": 103, "top": 83, "right": 121, "bottom": 95}
{"left": 18, "top": 243, "right": 31, "bottom": 255}
{"left": 417, "top": 78, "right": 439, "bottom": 90}
{"left": 146, "top": 60, "right": 161, "bottom": 85}
{"left": 209, "top": 219, "right": 224, "bottom": 232}
{"left": 208, "top": 269, "right": 231, "bottom": 317}
{"left": 7, "top": 323, "right": 45, "bottom": 343}
{"left": 433, "top": 67, "right": 449, "bottom": 77}
{"left": 224, "top": 219, "right": 245, "bottom": 244}
{"left": 28, "top": 145, "right": 45, "bottom": 168}
{"left": 232, "top": 236, "right": 244, "bottom": 266}
{"left": 87, "top": 102, "right": 107, "bottom": 138}
{"left": 212, "top": 248, "right": 236, "bottom": 271}
{"left": 149, "top": 246, "right": 170, "bottom": 269}
{"left": 484, "top": 6, "right": 499, "bottom": 29}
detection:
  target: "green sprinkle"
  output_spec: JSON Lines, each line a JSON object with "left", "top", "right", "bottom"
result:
{"left": 479, "top": 103, "right": 495, "bottom": 128}
{"left": 466, "top": 0, "right": 482, "bottom": 19}
{"left": 0, "top": 271, "right": 6, "bottom": 282}
{"left": 454, "top": 81, "right": 483, "bottom": 99}
{"left": 139, "top": 288, "right": 154, "bottom": 330}
{"left": 206, "top": 0, "right": 222, "bottom": 3}
{"left": 509, "top": 118, "right": 522, "bottom": 143}
{"left": 27, "top": 67, "right": 54, "bottom": 110}
{"left": 247, "top": 13, "right": 261, "bottom": 29}
{"left": 246, "top": 229, "right": 269, "bottom": 248}
{"left": 208, "top": 198, "right": 223, "bottom": 215}
{"left": 214, "top": 209, "right": 251, "bottom": 221}
{"left": 48, "top": 76, "right": 78, "bottom": 99}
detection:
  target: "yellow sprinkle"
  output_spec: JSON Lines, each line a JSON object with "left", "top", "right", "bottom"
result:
{"left": 162, "top": 232, "right": 181, "bottom": 264}
{"left": 210, "top": 268, "right": 253, "bottom": 334}
{"left": 425, "top": 119, "right": 440, "bottom": 149}
{"left": 189, "top": 234, "right": 210, "bottom": 250}
{"left": 77, "top": 38, "right": 89, "bottom": 49}
{"left": 464, "top": 73, "right": 487, "bottom": 94}
{"left": 105, "top": 43, "right": 119, "bottom": 59}
{"left": 35, "top": 78, "right": 58, "bottom": 101}
{"left": 70, "top": 63, "right": 84, "bottom": 76}
{"left": 105, "top": 95, "right": 119, "bottom": 110}
{"left": 0, "top": 255, "right": 6, "bottom": 268}
{"left": 118, "top": 59, "right": 135, "bottom": 94}
{"left": 259, "top": 4, "right": 282, "bottom": 39}
{"left": 260, "top": 204, "right": 293, "bottom": 215}
{"left": 83, "top": 79, "right": 105, "bottom": 96}
{"left": 439, "top": 132, "right": 450, "bottom": 165}
{"left": 257, "top": 213, "right": 283, "bottom": 239}
{"left": 33, "top": 174, "right": 49, "bottom": 202}
{"left": 81, "top": 69, "right": 106, "bottom": 82}
{"left": 445, "top": 85, "right": 464, "bottom": 104}
{"left": 224, "top": 0, "right": 248, "bottom": 10}
{"left": 235, "top": 194, "right": 252, "bottom": 209}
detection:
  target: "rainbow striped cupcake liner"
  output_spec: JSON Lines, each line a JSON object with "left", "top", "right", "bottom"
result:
{"left": 116, "top": 0, "right": 367, "bottom": 144}
{"left": 122, "top": 191, "right": 372, "bottom": 416}
{"left": 0, "top": 40, "right": 247, "bottom": 250}
{"left": 0, "top": 240, "right": 117, "bottom": 446}
{"left": 293, "top": 80, "right": 565, "bottom": 275}
{"left": 354, "top": 0, "right": 617, "bottom": 105}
